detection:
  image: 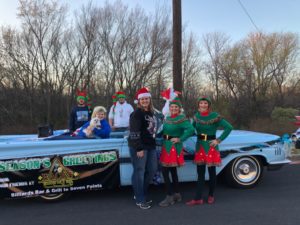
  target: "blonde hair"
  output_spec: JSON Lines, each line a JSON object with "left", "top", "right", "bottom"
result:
{"left": 91, "top": 106, "right": 107, "bottom": 118}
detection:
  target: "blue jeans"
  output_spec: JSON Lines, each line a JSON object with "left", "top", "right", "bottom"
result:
{"left": 129, "top": 147, "right": 158, "bottom": 203}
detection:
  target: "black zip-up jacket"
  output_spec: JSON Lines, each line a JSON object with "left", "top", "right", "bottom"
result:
{"left": 128, "top": 108, "right": 157, "bottom": 152}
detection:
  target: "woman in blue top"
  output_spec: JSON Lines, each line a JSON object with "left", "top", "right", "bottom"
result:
{"left": 77, "top": 106, "right": 111, "bottom": 139}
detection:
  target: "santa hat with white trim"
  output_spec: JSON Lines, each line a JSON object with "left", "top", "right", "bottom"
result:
{"left": 134, "top": 87, "right": 151, "bottom": 104}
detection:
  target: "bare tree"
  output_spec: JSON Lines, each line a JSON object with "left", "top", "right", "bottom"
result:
{"left": 181, "top": 32, "right": 204, "bottom": 116}
{"left": 1, "top": 1, "right": 299, "bottom": 134}
{"left": 96, "top": 1, "right": 172, "bottom": 103}
{"left": 202, "top": 31, "right": 299, "bottom": 127}
{"left": 18, "top": 0, "right": 67, "bottom": 123}
{"left": 203, "top": 32, "right": 231, "bottom": 101}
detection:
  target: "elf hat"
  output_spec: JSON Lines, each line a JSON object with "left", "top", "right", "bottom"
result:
{"left": 112, "top": 94, "right": 117, "bottom": 105}
{"left": 198, "top": 96, "right": 212, "bottom": 106}
{"left": 76, "top": 89, "right": 87, "bottom": 102}
{"left": 169, "top": 97, "right": 182, "bottom": 108}
{"left": 134, "top": 87, "right": 151, "bottom": 104}
{"left": 116, "top": 91, "right": 126, "bottom": 99}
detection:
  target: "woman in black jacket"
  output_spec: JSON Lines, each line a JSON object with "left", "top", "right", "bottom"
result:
{"left": 128, "top": 87, "right": 158, "bottom": 210}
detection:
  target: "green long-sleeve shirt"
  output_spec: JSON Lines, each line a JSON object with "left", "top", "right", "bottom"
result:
{"left": 163, "top": 114, "right": 194, "bottom": 155}
{"left": 193, "top": 112, "right": 233, "bottom": 153}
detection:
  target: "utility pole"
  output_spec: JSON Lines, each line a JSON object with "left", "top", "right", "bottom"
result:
{"left": 172, "top": 0, "right": 182, "bottom": 93}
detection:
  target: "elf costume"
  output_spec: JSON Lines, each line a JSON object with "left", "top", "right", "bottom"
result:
{"left": 160, "top": 98, "right": 194, "bottom": 167}
{"left": 193, "top": 97, "right": 233, "bottom": 167}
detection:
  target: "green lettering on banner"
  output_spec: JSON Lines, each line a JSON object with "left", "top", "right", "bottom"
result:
{"left": 28, "top": 160, "right": 40, "bottom": 170}
{"left": 18, "top": 161, "right": 27, "bottom": 170}
{"left": 0, "top": 152, "right": 117, "bottom": 172}
{"left": 11, "top": 161, "right": 20, "bottom": 171}
{"left": 94, "top": 154, "right": 101, "bottom": 163}
{"left": 94, "top": 152, "right": 117, "bottom": 163}
{"left": 64, "top": 155, "right": 88, "bottom": 166}
{"left": 95, "top": 153, "right": 104, "bottom": 163}
{"left": 0, "top": 162, "right": 5, "bottom": 172}
{"left": 110, "top": 152, "right": 117, "bottom": 161}
{"left": 85, "top": 155, "right": 94, "bottom": 164}
{"left": 64, "top": 156, "right": 80, "bottom": 166}
{"left": 0, "top": 159, "right": 43, "bottom": 172}
{"left": 70, "top": 157, "right": 77, "bottom": 166}
{"left": 63, "top": 157, "right": 71, "bottom": 166}
{"left": 62, "top": 151, "right": 117, "bottom": 167}
{"left": 42, "top": 158, "right": 51, "bottom": 168}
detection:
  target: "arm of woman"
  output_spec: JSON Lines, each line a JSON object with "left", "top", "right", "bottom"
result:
{"left": 178, "top": 118, "right": 195, "bottom": 142}
{"left": 93, "top": 120, "right": 111, "bottom": 138}
{"left": 76, "top": 121, "right": 91, "bottom": 137}
{"left": 128, "top": 111, "right": 144, "bottom": 152}
{"left": 217, "top": 118, "right": 233, "bottom": 142}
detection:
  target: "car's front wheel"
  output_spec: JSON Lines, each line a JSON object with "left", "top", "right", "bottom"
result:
{"left": 225, "top": 156, "right": 263, "bottom": 189}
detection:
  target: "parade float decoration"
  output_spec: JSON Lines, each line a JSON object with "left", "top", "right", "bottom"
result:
{"left": 0, "top": 88, "right": 292, "bottom": 201}
{"left": 0, "top": 126, "right": 291, "bottom": 201}
{"left": 160, "top": 87, "right": 181, "bottom": 116}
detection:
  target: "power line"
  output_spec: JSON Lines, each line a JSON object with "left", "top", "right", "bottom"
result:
{"left": 237, "top": 0, "right": 260, "bottom": 32}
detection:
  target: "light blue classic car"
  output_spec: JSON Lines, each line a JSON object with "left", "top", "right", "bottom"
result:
{"left": 0, "top": 129, "right": 290, "bottom": 201}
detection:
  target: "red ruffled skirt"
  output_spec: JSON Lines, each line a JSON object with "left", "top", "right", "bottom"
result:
{"left": 160, "top": 146, "right": 184, "bottom": 167}
{"left": 193, "top": 146, "right": 221, "bottom": 167}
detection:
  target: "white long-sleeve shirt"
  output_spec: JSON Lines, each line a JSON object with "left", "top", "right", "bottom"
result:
{"left": 108, "top": 101, "right": 134, "bottom": 128}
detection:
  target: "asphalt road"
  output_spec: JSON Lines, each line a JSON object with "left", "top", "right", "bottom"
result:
{"left": 1, "top": 164, "right": 300, "bottom": 225}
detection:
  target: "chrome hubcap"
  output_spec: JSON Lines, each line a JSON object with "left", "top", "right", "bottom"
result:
{"left": 233, "top": 157, "right": 259, "bottom": 183}
{"left": 240, "top": 164, "right": 250, "bottom": 174}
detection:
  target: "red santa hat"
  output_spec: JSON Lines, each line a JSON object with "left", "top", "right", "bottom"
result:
{"left": 134, "top": 87, "right": 151, "bottom": 104}
{"left": 160, "top": 88, "right": 181, "bottom": 100}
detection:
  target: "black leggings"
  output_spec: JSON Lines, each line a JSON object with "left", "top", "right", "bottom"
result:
{"left": 195, "top": 165, "right": 216, "bottom": 200}
{"left": 162, "top": 167, "right": 179, "bottom": 195}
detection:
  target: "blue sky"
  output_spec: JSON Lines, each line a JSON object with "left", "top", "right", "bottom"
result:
{"left": 0, "top": 0, "right": 299, "bottom": 42}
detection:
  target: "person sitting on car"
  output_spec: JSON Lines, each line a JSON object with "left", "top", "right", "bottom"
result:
{"left": 74, "top": 106, "right": 111, "bottom": 139}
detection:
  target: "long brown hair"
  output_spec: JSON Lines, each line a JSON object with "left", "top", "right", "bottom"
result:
{"left": 137, "top": 98, "right": 154, "bottom": 113}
